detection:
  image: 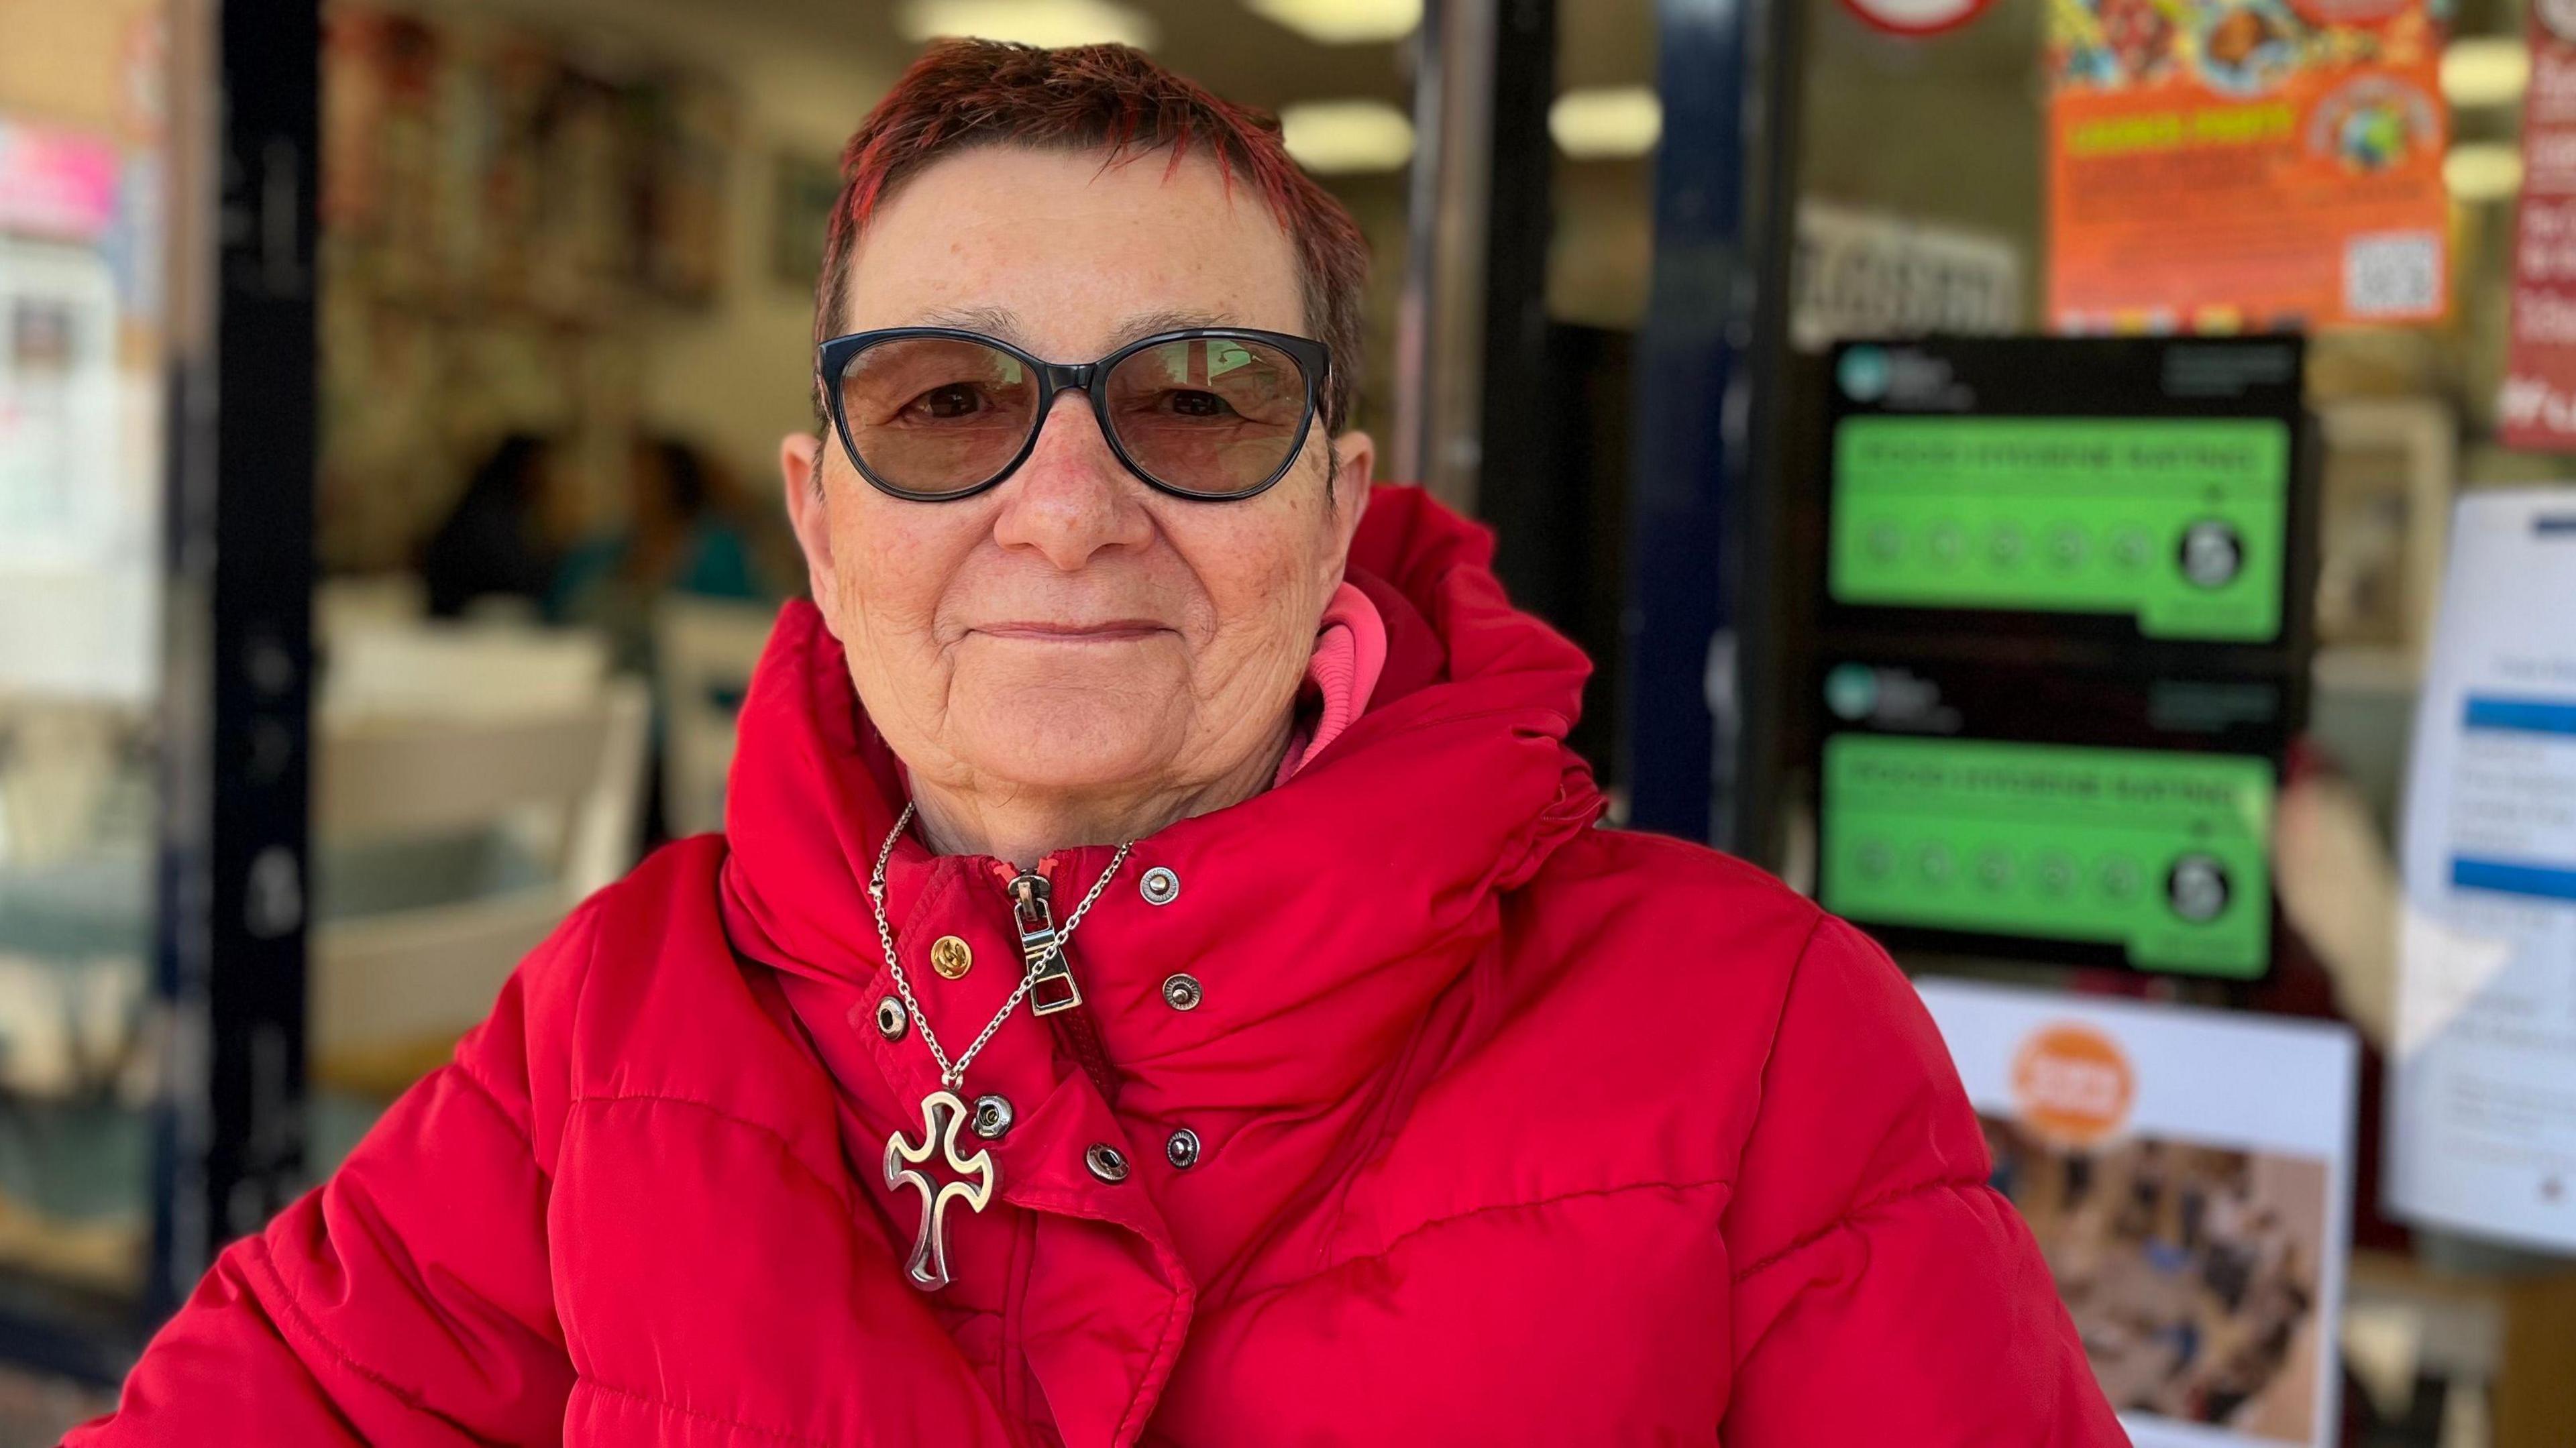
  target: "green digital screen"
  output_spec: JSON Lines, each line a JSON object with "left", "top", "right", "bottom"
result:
{"left": 1829, "top": 416, "right": 2291, "bottom": 641}
{"left": 1821, "top": 735, "right": 2273, "bottom": 978}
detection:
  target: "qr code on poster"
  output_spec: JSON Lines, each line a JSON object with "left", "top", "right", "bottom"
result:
{"left": 2345, "top": 231, "right": 2441, "bottom": 317}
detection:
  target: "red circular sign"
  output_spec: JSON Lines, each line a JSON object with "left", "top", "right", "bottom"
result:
{"left": 1839, "top": 0, "right": 1995, "bottom": 37}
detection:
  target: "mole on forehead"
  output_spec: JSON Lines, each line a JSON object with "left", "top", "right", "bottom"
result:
{"left": 896, "top": 305, "right": 1244, "bottom": 349}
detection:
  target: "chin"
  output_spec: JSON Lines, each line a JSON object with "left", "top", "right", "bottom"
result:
{"left": 951, "top": 687, "right": 1185, "bottom": 793}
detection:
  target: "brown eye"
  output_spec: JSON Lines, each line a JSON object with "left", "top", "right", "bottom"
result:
{"left": 1164, "top": 390, "right": 1230, "bottom": 418}
{"left": 917, "top": 384, "right": 983, "bottom": 420}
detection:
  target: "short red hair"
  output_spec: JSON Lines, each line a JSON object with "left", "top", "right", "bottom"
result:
{"left": 813, "top": 40, "right": 1370, "bottom": 432}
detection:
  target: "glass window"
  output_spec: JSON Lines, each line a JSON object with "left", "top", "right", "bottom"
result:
{"left": 0, "top": 0, "right": 176, "bottom": 1323}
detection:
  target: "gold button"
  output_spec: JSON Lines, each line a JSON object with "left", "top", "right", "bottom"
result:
{"left": 930, "top": 935, "right": 973, "bottom": 979}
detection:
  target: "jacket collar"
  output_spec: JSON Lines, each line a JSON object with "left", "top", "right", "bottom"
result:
{"left": 718, "top": 484, "right": 1602, "bottom": 1131}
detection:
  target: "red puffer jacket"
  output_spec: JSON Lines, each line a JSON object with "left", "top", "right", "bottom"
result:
{"left": 74, "top": 488, "right": 2122, "bottom": 1446}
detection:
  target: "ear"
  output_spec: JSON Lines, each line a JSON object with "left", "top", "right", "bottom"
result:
{"left": 1329, "top": 429, "right": 1375, "bottom": 563}
{"left": 780, "top": 431, "right": 835, "bottom": 596}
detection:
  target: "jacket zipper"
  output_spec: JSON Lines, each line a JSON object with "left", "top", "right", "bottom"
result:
{"left": 1048, "top": 1008, "right": 1120, "bottom": 1108}
{"left": 1006, "top": 868, "right": 1121, "bottom": 1106}
{"left": 1008, "top": 871, "right": 1083, "bottom": 1015}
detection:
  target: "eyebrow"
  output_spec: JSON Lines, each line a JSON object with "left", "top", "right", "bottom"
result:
{"left": 900, "top": 304, "right": 1238, "bottom": 355}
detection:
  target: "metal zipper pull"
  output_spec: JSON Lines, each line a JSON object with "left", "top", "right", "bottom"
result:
{"left": 1010, "top": 873, "right": 1083, "bottom": 1015}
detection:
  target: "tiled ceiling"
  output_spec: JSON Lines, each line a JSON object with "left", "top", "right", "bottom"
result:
{"left": 739, "top": 0, "right": 1666, "bottom": 327}
{"left": 759, "top": 0, "right": 1659, "bottom": 119}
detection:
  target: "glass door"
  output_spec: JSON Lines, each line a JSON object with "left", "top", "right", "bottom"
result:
{"left": 0, "top": 0, "right": 184, "bottom": 1366}
{"left": 0, "top": 0, "right": 315, "bottom": 1380}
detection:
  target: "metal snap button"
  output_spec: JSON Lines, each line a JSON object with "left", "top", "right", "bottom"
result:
{"left": 1140, "top": 867, "right": 1181, "bottom": 906}
{"left": 1084, "top": 1144, "right": 1130, "bottom": 1183}
{"left": 930, "top": 935, "right": 973, "bottom": 980}
{"left": 971, "top": 1094, "right": 1014, "bottom": 1140}
{"left": 1165, "top": 1127, "right": 1201, "bottom": 1170}
{"left": 1161, "top": 973, "right": 1203, "bottom": 1011}
{"left": 873, "top": 996, "right": 908, "bottom": 1040}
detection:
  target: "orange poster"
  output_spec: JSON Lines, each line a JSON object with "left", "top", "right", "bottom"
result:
{"left": 2046, "top": 0, "right": 2449, "bottom": 331}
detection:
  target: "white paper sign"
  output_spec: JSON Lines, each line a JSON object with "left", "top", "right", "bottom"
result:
{"left": 0, "top": 237, "right": 161, "bottom": 703}
{"left": 0, "top": 237, "right": 120, "bottom": 567}
{"left": 1790, "top": 202, "right": 2024, "bottom": 350}
{"left": 2390, "top": 489, "right": 2576, "bottom": 1253}
{"left": 1917, "top": 978, "right": 2357, "bottom": 1448}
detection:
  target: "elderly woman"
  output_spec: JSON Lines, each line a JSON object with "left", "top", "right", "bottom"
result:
{"left": 78, "top": 41, "right": 2120, "bottom": 1447}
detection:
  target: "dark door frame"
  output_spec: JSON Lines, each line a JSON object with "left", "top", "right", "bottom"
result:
{"left": 1619, "top": 0, "right": 1803, "bottom": 856}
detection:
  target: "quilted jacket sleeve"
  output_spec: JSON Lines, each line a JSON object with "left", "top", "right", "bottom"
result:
{"left": 66, "top": 905, "right": 596, "bottom": 1447}
{"left": 1721, "top": 915, "right": 2128, "bottom": 1447}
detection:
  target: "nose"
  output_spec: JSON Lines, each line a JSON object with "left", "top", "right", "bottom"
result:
{"left": 990, "top": 390, "right": 1153, "bottom": 571}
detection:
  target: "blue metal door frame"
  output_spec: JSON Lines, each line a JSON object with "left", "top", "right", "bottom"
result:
{"left": 1619, "top": 0, "right": 1801, "bottom": 855}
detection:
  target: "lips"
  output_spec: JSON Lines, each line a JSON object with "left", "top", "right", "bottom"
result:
{"left": 969, "top": 620, "right": 1171, "bottom": 643}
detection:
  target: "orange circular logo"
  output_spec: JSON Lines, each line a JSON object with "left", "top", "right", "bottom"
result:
{"left": 2010, "top": 1022, "right": 2135, "bottom": 1148}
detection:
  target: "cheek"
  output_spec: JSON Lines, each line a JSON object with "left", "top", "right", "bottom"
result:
{"left": 828, "top": 500, "right": 969, "bottom": 651}
{"left": 1175, "top": 502, "right": 1340, "bottom": 676}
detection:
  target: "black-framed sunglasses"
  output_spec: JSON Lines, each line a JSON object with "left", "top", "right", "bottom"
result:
{"left": 816, "top": 327, "right": 1332, "bottom": 502}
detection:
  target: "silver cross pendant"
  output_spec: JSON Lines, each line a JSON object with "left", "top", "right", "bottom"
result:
{"left": 883, "top": 1089, "right": 996, "bottom": 1291}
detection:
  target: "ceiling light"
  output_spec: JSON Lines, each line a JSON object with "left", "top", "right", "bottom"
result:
{"left": 2445, "top": 142, "right": 2523, "bottom": 202}
{"left": 1245, "top": 0, "right": 1421, "bottom": 44}
{"left": 1550, "top": 86, "right": 1662, "bottom": 160}
{"left": 2440, "top": 37, "right": 2528, "bottom": 108}
{"left": 897, "top": 0, "right": 1158, "bottom": 49}
{"left": 1279, "top": 100, "right": 1415, "bottom": 173}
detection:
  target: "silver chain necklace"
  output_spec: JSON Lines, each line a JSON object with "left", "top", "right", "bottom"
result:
{"left": 869, "top": 800, "right": 1134, "bottom": 1290}
{"left": 867, "top": 800, "right": 1134, "bottom": 1089}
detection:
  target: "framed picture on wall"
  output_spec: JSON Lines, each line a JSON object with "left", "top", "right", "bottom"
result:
{"left": 642, "top": 73, "right": 737, "bottom": 307}
{"left": 772, "top": 152, "right": 841, "bottom": 290}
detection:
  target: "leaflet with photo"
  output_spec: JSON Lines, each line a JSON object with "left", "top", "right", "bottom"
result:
{"left": 1918, "top": 979, "right": 2358, "bottom": 1448}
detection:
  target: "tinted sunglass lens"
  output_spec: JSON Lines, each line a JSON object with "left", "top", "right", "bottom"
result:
{"left": 835, "top": 337, "right": 1040, "bottom": 496}
{"left": 1102, "top": 337, "right": 1310, "bottom": 497}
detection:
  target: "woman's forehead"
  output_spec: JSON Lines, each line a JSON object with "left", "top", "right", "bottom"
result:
{"left": 840, "top": 146, "right": 1306, "bottom": 348}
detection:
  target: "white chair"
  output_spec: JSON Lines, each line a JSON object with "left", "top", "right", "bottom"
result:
{"left": 309, "top": 677, "right": 647, "bottom": 1093}
{"left": 653, "top": 598, "right": 777, "bottom": 838}
{"left": 0, "top": 702, "right": 123, "bottom": 870}
{"left": 313, "top": 573, "right": 425, "bottom": 643}
{"left": 568, "top": 678, "right": 651, "bottom": 898}
{"left": 0, "top": 948, "right": 146, "bottom": 1101}
{"left": 0, "top": 703, "right": 153, "bottom": 1105}
{"left": 322, "top": 620, "right": 610, "bottom": 724}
